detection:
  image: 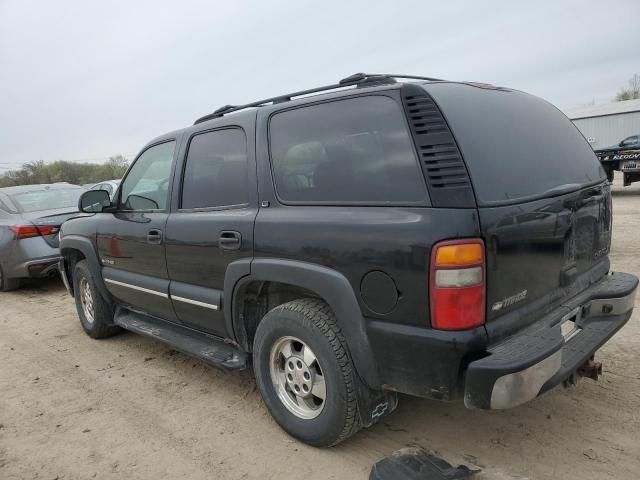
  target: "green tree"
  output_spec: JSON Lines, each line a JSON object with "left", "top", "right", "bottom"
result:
{"left": 615, "top": 74, "right": 640, "bottom": 101}
{"left": 0, "top": 155, "right": 130, "bottom": 188}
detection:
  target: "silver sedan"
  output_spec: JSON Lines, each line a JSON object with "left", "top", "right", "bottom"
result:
{"left": 0, "top": 183, "right": 84, "bottom": 291}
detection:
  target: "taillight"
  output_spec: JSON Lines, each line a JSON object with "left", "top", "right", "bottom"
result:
{"left": 10, "top": 224, "right": 60, "bottom": 239}
{"left": 430, "top": 239, "right": 485, "bottom": 330}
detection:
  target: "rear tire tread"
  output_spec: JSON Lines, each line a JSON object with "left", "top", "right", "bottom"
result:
{"left": 268, "top": 298, "right": 361, "bottom": 446}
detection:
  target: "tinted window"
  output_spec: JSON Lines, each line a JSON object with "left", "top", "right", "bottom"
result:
{"left": 120, "top": 141, "right": 175, "bottom": 210}
{"left": 181, "top": 129, "right": 249, "bottom": 209}
{"left": 423, "top": 83, "right": 605, "bottom": 205}
{"left": 9, "top": 188, "right": 83, "bottom": 213}
{"left": 269, "top": 96, "right": 427, "bottom": 204}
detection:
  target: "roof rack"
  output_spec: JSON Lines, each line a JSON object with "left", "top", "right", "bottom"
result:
{"left": 193, "top": 73, "right": 445, "bottom": 124}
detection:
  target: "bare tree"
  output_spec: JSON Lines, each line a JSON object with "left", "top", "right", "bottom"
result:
{"left": 615, "top": 74, "right": 640, "bottom": 101}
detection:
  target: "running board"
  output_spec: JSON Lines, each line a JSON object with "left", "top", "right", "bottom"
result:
{"left": 114, "top": 310, "right": 247, "bottom": 370}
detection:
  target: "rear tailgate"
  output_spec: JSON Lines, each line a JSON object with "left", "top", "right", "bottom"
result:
{"left": 423, "top": 82, "right": 611, "bottom": 342}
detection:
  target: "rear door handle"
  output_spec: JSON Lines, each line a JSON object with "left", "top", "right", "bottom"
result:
{"left": 147, "top": 229, "right": 163, "bottom": 245}
{"left": 219, "top": 231, "right": 241, "bottom": 250}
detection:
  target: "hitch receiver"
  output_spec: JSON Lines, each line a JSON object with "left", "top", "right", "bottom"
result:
{"left": 577, "top": 356, "right": 602, "bottom": 381}
{"left": 563, "top": 356, "right": 602, "bottom": 386}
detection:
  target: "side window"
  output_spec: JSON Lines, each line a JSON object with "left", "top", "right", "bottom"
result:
{"left": 120, "top": 141, "right": 175, "bottom": 210}
{"left": 181, "top": 129, "right": 249, "bottom": 209}
{"left": 269, "top": 96, "right": 427, "bottom": 204}
{"left": 621, "top": 136, "right": 638, "bottom": 146}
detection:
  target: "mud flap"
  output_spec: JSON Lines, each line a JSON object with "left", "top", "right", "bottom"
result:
{"left": 370, "top": 447, "right": 479, "bottom": 480}
{"left": 356, "top": 379, "right": 398, "bottom": 428}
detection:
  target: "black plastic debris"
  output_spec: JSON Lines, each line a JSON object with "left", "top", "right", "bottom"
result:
{"left": 370, "top": 447, "right": 479, "bottom": 480}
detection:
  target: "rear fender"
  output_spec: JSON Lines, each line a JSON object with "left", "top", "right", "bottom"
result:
{"left": 225, "top": 258, "right": 382, "bottom": 389}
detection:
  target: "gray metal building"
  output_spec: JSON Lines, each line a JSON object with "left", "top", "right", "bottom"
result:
{"left": 563, "top": 99, "right": 640, "bottom": 150}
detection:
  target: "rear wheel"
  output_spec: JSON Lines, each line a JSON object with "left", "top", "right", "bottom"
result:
{"left": 253, "top": 298, "right": 361, "bottom": 447}
{"left": 73, "top": 260, "right": 120, "bottom": 339}
{"left": 0, "top": 265, "right": 20, "bottom": 292}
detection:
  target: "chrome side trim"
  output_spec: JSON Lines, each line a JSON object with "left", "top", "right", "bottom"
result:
{"left": 104, "top": 278, "right": 168, "bottom": 298}
{"left": 171, "top": 294, "right": 219, "bottom": 310}
{"left": 490, "top": 350, "right": 562, "bottom": 410}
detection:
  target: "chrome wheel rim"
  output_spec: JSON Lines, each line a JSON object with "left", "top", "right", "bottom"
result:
{"left": 79, "top": 277, "right": 95, "bottom": 324}
{"left": 269, "top": 336, "right": 326, "bottom": 419}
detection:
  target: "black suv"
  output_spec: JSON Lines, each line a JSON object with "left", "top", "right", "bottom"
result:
{"left": 59, "top": 73, "right": 638, "bottom": 447}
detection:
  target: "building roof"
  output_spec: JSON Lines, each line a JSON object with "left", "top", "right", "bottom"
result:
{"left": 564, "top": 98, "right": 640, "bottom": 120}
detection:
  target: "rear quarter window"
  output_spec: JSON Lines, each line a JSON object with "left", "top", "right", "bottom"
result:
{"left": 423, "top": 83, "right": 606, "bottom": 205}
{"left": 269, "top": 95, "right": 428, "bottom": 205}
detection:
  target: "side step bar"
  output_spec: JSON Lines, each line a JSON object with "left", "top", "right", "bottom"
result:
{"left": 114, "top": 309, "right": 247, "bottom": 370}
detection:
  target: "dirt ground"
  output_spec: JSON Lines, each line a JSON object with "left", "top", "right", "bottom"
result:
{"left": 1, "top": 179, "right": 639, "bottom": 480}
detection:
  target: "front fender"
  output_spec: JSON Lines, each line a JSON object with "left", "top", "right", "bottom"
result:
{"left": 60, "top": 235, "right": 111, "bottom": 303}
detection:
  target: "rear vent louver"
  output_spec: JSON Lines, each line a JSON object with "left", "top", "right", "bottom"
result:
{"left": 402, "top": 85, "right": 475, "bottom": 208}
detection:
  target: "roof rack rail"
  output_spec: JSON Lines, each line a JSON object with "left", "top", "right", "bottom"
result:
{"left": 193, "top": 73, "right": 445, "bottom": 124}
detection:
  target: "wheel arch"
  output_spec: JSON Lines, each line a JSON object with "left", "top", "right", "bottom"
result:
{"left": 225, "top": 258, "right": 381, "bottom": 389}
{"left": 60, "top": 235, "right": 111, "bottom": 303}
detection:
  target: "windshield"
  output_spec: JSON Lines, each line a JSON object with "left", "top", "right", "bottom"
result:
{"left": 423, "top": 83, "right": 606, "bottom": 205}
{"left": 9, "top": 188, "right": 83, "bottom": 213}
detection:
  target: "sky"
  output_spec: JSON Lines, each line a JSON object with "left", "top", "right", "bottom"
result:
{"left": 0, "top": 0, "right": 638, "bottom": 170}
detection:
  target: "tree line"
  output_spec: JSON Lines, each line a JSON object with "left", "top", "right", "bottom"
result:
{"left": 615, "top": 74, "right": 640, "bottom": 101}
{"left": 0, "top": 155, "right": 129, "bottom": 188}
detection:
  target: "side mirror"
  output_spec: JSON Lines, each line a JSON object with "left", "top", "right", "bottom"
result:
{"left": 79, "top": 190, "right": 112, "bottom": 213}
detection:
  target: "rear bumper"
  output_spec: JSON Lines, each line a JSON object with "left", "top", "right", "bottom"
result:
{"left": 464, "top": 272, "right": 637, "bottom": 409}
{"left": 1, "top": 236, "right": 61, "bottom": 280}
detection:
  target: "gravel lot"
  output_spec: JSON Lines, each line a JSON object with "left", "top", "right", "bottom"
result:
{"left": 1, "top": 179, "right": 639, "bottom": 480}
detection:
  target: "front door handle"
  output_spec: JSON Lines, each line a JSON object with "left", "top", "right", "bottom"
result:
{"left": 147, "top": 229, "right": 163, "bottom": 245}
{"left": 219, "top": 231, "right": 241, "bottom": 250}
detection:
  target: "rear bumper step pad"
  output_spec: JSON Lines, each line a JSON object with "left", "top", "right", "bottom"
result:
{"left": 464, "top": 272, "right": 638, "bottom": 410}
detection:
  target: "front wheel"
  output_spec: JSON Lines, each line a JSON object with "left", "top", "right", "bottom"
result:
{"left": 73, "top": 260, "right": 120, "bottom": 339}
{"left": 253, "top": 298, "right": 361, "bottom": 447}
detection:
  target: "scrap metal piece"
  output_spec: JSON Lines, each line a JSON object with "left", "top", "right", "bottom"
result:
{"left": 370, "top": 447, "right": 479, "bottom": 480}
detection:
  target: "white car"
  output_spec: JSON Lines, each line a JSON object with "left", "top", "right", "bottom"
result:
{"left": 89, "top": 180, "right": 121, "bottom": 200}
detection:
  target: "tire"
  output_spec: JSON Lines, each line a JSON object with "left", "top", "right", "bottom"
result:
{"left": 0, "top": 265, "right": 20, "bottom": 292}
{"left": 253, "top": 298, "right": 361, "bottom": 447}
{"left": 73, "top": 260, "right": 120, "bottom": 339}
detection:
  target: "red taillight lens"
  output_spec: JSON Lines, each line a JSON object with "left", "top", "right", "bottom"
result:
{"left": 10, "top": 224, "right": 60, "bottom": 239}
{"left": 430, "top": 239, "right": 485, "bottom": 330}
{"left": 36, "top": 225, "right": 59, "bottom": 236}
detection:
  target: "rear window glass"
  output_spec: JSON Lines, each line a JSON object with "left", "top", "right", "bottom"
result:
{"left": 9, "top": 188, "right": 83, "bottom": 213}
{"left": 269, "top": 96, "right": 427, "bottom": 204}
{"left": 423, "top": 83, "right": 606, "bottom": 205}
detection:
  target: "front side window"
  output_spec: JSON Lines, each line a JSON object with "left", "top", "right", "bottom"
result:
{"left": 269, "top": 96, "right": 427, "bottom": 204}
{"left": 181, "top": 129, "right": 249, "bottom": 209}
{"left": 621, "top": 136, "right": 638, "bottom": 146}
{"left": 120, "top": 141, "right": 175, "bottom": 210}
